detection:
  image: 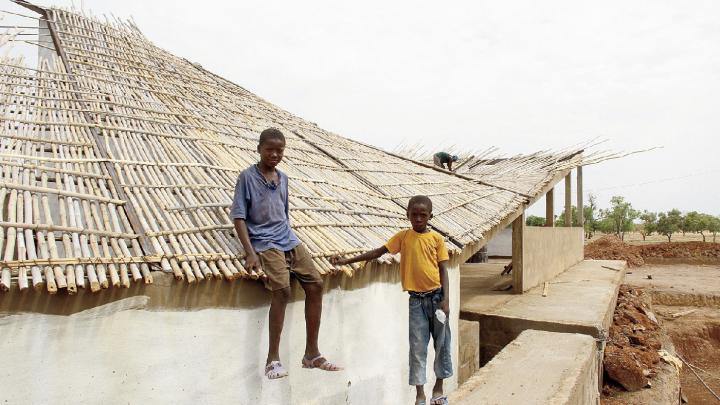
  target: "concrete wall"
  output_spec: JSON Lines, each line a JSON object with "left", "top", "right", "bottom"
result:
{"left": 457, "top": 320, "right": 479, "bottom": 385}
{"left": 486, "top": 227, "right": 511, "bottom": 257}
{"left": 0, "top": 263, "right": 460, "bottom": 405}
{"left": 517, "top": 226, "right": 584, "bottom": 292}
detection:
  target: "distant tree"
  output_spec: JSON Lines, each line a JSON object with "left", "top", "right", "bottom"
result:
{"left": 555, "top": 206, "right": 578, "bottom": 227}
{"left": 526, "top": 215, "right": 546, "bottom": 227}
{"left": 597, "top": 217, "right": 615, "bottom": 234}
{"left": 600, "top": 196, "right": 639, "bottom": 241}
{"left": 707, "top": 215, "right": 720, "bottom": 243}
{"left": 683, "top": 211, "right": 704, "bottom": 241}
{"left": 638, "top": 211, "right": 657, "bottom": 241}
{"left": 584, "top": 194, "right": 600, "bottom": 239}
{"left": 697, "top": 213, "right": 718, "bottom": 243}
{"left": 657, "top": 209, "right": 683, "bottom": 242}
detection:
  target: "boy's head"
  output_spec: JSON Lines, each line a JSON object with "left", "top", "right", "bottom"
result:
{"left": 257, "top": 128, "right": 286, "bottom": 168}
{"left": 407, "top": 195, "right": 433, "bottom": 232}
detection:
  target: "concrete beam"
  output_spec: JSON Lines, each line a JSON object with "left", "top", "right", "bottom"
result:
{"left": 576, "top": 166, "right": 584, "bottom": 228}
{"left": 545, "top": 187, "right": 554, "bottom": 227}
{"left": 564, "top": 173, "right": 572, "bottom": 226}
{"left": 450, "top": 330, "right": 599, "bottom": 405}
{"left": 511, "top": 213, "right": 525, "bottom": 294}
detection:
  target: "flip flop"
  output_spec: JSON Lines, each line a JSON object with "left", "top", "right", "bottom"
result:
{"left": 265, "top": 361, "right": 288, "bottom": 379}
{"left": 430, "top": 395, "right": 448, "bottom": 405}
{"left": 301, "top": 354, "right": 343, "bottom": 371}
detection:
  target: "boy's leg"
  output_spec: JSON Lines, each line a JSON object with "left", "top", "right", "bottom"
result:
{"left": 288, "top": 244, "right": 328, "bottom": 361}
{"left": 268, "top": 287, "right": 291, "bottom": 364}
{"left": 301, "top": 280, "right": 322, "bottom": 358}
{"left": 259, "top": 249, "right": 292, "bottom": 366}
{"left": 409, "top": 294, "right": 431, "bottom": 404}
{"left": 430, "top": 291, "right": 453, "bottom": 399}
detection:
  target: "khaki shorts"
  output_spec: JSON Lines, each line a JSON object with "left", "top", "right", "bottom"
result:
{"left": 258, "top": 244, "right": 323, "bottom": 291}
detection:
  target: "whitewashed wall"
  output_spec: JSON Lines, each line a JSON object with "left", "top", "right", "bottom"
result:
{"left": 0, "top": 263, "right": 460, "bottom": 405}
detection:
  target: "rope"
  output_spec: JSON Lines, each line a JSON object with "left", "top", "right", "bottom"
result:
{"left": 677, "top": 352, "right": 720, "bottom": 402}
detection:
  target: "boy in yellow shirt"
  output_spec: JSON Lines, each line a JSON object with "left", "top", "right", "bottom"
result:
{"left": 332, "top": 195, "right": 451, "bottom": 405}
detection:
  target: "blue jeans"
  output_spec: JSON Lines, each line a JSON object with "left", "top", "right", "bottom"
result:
{"left": 408, "top": 289, "right": 453, "bottom": 386}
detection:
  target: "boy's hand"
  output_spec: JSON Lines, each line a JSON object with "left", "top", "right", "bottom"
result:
{"left": 440, "top": 298, "right": 449, "bottom": 316}
{"left": 329, "top": 255, "right": 347, "bottom": 266}
{"left": 244, "top": 251, "right": 261, "bottom": 272}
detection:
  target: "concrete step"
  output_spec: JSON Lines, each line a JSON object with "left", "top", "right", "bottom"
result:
{"left": 449, "top": 330, "right": 599, "bottom": 405}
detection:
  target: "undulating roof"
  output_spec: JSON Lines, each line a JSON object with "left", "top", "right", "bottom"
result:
{"left": 1, "top": 4, "right": 576, "bottom": 294}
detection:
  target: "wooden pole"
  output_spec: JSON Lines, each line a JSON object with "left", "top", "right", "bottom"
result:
{"left": 576, "top": 166, "right": 584, "bottom": 228}
{"left": 512, "top": 213, "right": 525, "bottom": 294}
{"left": 564, "top": 173, "right": 572, "bottom": 227}
{"left": 545, "top": 188, "right": 554, "bottom": 227}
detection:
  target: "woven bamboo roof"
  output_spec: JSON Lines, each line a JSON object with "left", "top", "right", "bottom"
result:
{"left": 1, "top": 4, "right": 578, "bottom": 294}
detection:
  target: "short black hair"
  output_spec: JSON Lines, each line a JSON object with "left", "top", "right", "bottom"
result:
{"left": 408, "top": 195, "right": 433, "bottom": 212}
{"left": 259, "top": 128, "right": 286, "bottom": 146}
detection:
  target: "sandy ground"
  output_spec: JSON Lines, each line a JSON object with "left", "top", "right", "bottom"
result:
{"left": 625, "top": 263, "right": 720, "bottom": 297}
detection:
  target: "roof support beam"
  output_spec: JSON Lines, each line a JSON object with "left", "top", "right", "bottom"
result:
{"left": 564, "top": 173, "right": 572, "bottom": 227}
{"left": 576, "top": 166, "right": 584, "bottom": 228}
{"left": 545, "top": 187, "right": 554, "bottom": 227}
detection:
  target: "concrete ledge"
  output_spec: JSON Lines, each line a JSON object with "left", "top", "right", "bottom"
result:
{"left": 450, "top": 330, "right": 599, "bottom": 405}
{"left": 461, "top": 260, "right": 625, "bottom": 364}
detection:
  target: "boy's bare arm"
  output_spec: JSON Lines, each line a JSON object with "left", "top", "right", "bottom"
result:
{"left": 234, "top": 219, "right": 260, "bottom": 271}
{"left": 330, "top": 246, "right": 389, "bottom": 266}
{"left": 438, "top": 260, "right": 450, "bottom": 315}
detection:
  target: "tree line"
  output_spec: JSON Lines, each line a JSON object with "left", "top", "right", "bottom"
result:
{"left": 526, "top": 195, "right": 720, "bottom": 242}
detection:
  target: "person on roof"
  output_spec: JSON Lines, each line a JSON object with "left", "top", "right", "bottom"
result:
{"left": 433, "top": 152, "right": 459, "bottom": 171}
{"left": 230, "top": 128, "right": 342, "bottom": 380}
{"left": 331, "top": 195, "right": 452, "bottom": 405}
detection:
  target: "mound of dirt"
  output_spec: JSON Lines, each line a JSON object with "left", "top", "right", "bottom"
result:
{"left": 585, "top": 235, "right": 720, "bottom": 267}
{"left": 639, "top": 241, "right": 720, "bottom": 259}
{"left": 585, "top": 235, "right": 645, "bottom": 267}
{"left": 603, "top": 286, "right": 662, "bottom": 392}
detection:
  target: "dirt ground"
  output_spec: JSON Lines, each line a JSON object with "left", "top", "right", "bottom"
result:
{"left": 585, "top": 237, "right": 720, "bottom": 403}
{"left": 585, "top": 235, "right": 720, "bottom": 268}
{"left": 655, "top": 305, "right": 720, "bottom": 404}
{"left": 602, "top": 262, "right": 720, "bottom": 405}
{"left": 626, "top": 264, "right": 720, "bottom": 306}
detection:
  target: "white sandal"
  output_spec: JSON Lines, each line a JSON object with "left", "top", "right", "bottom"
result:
{"left": 301, "top": 355, "right": 343, "bottom": 371}
{"left": 265, "top": 361, "right": 289, "bottom": 379}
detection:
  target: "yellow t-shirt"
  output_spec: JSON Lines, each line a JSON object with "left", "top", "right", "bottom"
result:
{"left": 385, "top": 229, "right": 450, "bottom": 292}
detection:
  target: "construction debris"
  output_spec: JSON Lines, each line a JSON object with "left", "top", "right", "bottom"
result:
{"left": 603, "top": 286, "right": 662, "bottom": 392}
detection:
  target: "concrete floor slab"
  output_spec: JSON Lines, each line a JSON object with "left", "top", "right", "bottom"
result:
{"left": 461, "top": 260, "right": 625, "bottom": 363}
{"left": 449, "top": 330, "right": 599, "bottom": 405}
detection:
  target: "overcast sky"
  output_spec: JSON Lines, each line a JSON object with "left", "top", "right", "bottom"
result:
{"left": 4, "top": 0, "right": 719, "bottom": 216}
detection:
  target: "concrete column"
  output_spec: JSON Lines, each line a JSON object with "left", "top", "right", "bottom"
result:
{"left": 545, "top": 188, "right": 554, "bottom": 227}
{"left": 576, "top": 166, "right": 584, "bottom": 228}
{"left": 512, "top": 213, "right": 525, "bottom": 294}
{"left": 564, "top": 173, "right": 572, "bottom": 227}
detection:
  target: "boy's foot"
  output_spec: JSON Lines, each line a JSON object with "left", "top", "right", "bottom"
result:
{"left": 265, "top": 361, "right": 289, "bottom": 379}
{"left": 301, "top": 354, "right": 343, "bottom": 371}
{"left": 429, "top": 395, "right": 448, "bottom": 405}
{"left": 415, "top": 398, "right": 427, "bottom": 405}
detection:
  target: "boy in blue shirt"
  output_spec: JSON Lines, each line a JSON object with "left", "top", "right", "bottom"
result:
{"left": 231, "top": 128, "right": 341, "bottom": 379}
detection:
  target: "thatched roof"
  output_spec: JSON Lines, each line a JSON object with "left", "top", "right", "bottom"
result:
{"left": 1, "top": 4, "right": 577, "bottom": 294}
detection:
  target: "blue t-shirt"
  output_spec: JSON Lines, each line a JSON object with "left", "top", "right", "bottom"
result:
{"left": 229, "top": 165, "right": 300, "bottom": 253}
